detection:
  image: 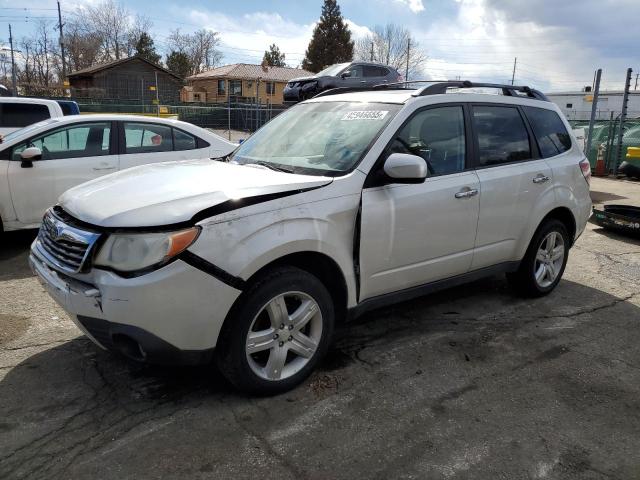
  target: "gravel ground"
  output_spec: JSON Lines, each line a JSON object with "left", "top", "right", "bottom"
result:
{"left": 1, "top": 177, "right": 640, "bottom": 479}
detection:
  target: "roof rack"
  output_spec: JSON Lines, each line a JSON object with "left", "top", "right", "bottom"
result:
{"left": 312, "top": 80, "right": 549, "bottom": 101}
{"left": 415, "top": 81, "right": 549, "bottom": 101}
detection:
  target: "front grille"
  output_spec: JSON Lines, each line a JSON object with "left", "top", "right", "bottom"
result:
{"left": 36, "top": 209, "right": 101, "bottom": 273}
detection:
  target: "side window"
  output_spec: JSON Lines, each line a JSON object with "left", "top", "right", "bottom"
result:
{"left": 217, "top": 79, "right": 226, "bottom": 95}
{"left": 472, "top": 106, "right": 531, "bottom": 166}
{"left": 346, "top": 65, "right": 363, "bottom": 78}
{"left": 363, "top": 65, "right": 384, "bottom": 77}
{"left": 0, "top": 103, "right": 50, "bottom": 127}
{"left": 124, "top": 122, "right": 173, "bottom": 154}
{"left": 229, "top": 80, "right": 242, "bottom": 96}
{"left": 174, "top": 129, "right": 197, "bottom": 151}
{"left": 12, "top": 122, "right": 111, "bottom": 160}
{"left": 523, "top": 106, "right": 572, "bottom": 158}
{"left": 387, "top": 106, "right": 466, "bottom": 176}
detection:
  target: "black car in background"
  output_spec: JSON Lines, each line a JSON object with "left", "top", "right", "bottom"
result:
{"left": 284, "top": 62, "right": 402, "bottom": 102}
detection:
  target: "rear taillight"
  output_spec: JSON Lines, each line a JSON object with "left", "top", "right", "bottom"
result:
{"left": 579, "top": 158, "right": 591, "bottom": 185}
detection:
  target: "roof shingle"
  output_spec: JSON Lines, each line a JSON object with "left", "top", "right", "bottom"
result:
{"left": 187, "top": 63, "right": 312, "bottom": 82}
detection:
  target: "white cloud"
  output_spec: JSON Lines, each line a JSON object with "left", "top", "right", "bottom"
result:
{"left": 394, "top": 0, "right": 426, "bottom": 13}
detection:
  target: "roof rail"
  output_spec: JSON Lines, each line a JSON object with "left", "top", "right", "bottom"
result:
{"left": 415, "top": 81, "right": 549, "bottom": 101}
{"left": 312, "top": 80, "right": 549, "bottom": 101}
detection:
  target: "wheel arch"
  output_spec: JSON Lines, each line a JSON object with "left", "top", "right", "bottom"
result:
{"left": 540, "top": 206, "right": 577, "bottom": 246}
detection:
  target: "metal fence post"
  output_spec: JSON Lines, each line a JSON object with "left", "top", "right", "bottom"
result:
{"left": 614, "top": 68, "right": 633, "bottom": 175}
{"left": 585, "top": 68, "right": 602, "bottom": 156}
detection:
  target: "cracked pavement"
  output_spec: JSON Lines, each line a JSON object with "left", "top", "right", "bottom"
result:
{"left": 2, "top": 177, "right": 640, "bottom": 479}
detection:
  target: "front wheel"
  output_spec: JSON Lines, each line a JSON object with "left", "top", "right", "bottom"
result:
{"left": 216, "top": 266, "right": 334, "bottom": 395}
{"left": 508, "top": 219, "right": 570, "bottom": 297}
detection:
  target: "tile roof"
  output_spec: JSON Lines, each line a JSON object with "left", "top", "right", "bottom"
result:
{"left": 187, "top": 63, "right": 312, "bottom": 82}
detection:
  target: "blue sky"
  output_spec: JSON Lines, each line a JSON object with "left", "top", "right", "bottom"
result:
{"left": 1, "top": 0, "right": 638, "bottom": 92}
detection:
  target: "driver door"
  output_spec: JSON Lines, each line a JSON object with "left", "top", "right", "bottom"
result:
{"left": 7, "top": 121, "right": 116, "bottom": 225}
{"left": 359, "top": 104, "right": 481, "bottom": 300}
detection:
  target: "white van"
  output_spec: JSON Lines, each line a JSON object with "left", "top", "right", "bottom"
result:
{"left": 0, "top": 98, "right": 64, "bottom": 136}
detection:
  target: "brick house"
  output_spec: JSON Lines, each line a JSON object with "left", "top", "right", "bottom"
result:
{"left": 183, "top": 63, "right": 312, "bottom": 105}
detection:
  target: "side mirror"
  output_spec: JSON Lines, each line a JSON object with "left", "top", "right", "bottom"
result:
{"left": 340, "top": 71, "right": 351, "bottom": 79}
{"left": 20, "top": 146, "right": 42, "bottom": 168}
{"left": 383, "top": 153, "right": 428, "bottom": 184}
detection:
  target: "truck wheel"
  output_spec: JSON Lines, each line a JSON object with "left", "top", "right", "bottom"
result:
{"left": 216, "top": 266, "right": 334, "bottom": 395}
{"left": 508, "top": 219, "right": 569, "bottom": 297}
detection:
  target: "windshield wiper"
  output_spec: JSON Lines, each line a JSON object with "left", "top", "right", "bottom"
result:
{"left": 248, "top": 160, "right": 294, "bottom": 173}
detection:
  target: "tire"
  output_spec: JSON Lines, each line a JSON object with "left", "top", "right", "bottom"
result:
{"left": 216, "top": 266, "right": 335, "bottom": 395}
{"left": 508, "top": 219, "right": 570, "bottom": 297}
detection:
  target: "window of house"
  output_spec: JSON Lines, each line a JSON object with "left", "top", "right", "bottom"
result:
{"left": 12, "top": 122, "right": 111, "bottom": 160}
{"left": 0, "top": 103, "right": 50, "bottom": 127}
{"left": 523, "top": 106, "right": 572, "bottom": 158}
{"left": 217, "top": 79, "right": 226, "bottom": 95}
{"left": 387, "top": 106, "right": 466, "bottom": 176}
{"left": 124, "top": 122, "right": 173, "bottom": 154}
{"left": 229, "top": 80, "right": 242, "bottom": 96}
{"left": 266, "top": 82, "right": 275, "bottom": 95}
{"left": 472, "top": 106, "right": 531, "bottom": 166}
{"left": 173, "top": 129, "right": 198, "bottom": 151}
{"left": 193, "top": 93, "right": 201, "bottom": 102}
{"left": 566, "top": 103, "right": 573, "bottom": 108}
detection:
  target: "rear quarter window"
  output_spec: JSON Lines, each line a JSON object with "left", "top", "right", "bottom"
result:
{"left": 523, "top": 106, "right": 572, "bottom": 158}
{"left": 0, "top": 103, "right": 50, "bottom": 128}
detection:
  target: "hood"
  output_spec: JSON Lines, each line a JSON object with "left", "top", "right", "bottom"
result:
{"left": 288, "top": 76, "right": 319, "bottom": 84}
{"left": 59, "top": 159, "right": 332, "bottom": 228}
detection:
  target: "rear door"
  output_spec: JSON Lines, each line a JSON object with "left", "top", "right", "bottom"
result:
{"left": 470, "top": 104, "right": 554, "bottom": 269}
{"left": 363, "top": 65, "right": 390, "bottom": 86}
{"left": 118, "top": 121, "right": 211, "bottom": 170}
{"left": 7, "top": 121, "right": 117, "bottom": 224}
{"left": 359, "top": 104, "right": 480, "bottom": 300}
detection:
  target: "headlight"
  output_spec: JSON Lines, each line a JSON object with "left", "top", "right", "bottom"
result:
{"left": 94, "top": 227, "right": 200, "bottom": 273}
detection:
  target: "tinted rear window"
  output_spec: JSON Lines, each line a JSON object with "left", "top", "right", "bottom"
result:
{"left": 0, "top": 103, "right": 50, "bottom": 127}
{"left": 472, "top": 106, "right": 531, "bottom": 166}
{"left": 524, "top": 106, "right": 572, "bottom": 158}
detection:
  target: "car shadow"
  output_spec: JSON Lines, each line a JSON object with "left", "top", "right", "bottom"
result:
{"left": 590, "top": 225, "right": 640, "bottom": 246}
{"left": 2, "top": 277, "right": 640, "bottom": 478}
{"left": 0, "top": 229, "right": 38, "bottom": 281}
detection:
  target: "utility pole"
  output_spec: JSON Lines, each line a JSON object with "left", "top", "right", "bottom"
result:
{"left": 8, "top": 24, "right": 16, "bottom": 95}
{"left": 57, "top": 1, "right": 67, "bottom": 84}
{"left": 511, "top": 57, "right": 517, "bottom": 85}
{"left": 370, "top": 41, "right": 374, "bottom": 62}
{"left": 585, "top": 68, "right": 602, "bottom": 157}
{"left": 635, "top": 73, "right": 639, "bottom": 90}
{"left": 405, "top": 38, "right": 410, "bottom": 81}
{"left": 154, "top": 71, "right": 160, "bottom": 116}
{"left": 614, "top": 68, "right": 633, "bottom": 175}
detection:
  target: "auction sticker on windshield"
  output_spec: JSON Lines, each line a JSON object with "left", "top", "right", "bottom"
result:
{"left": 341, "top": 110, "right": 389, "bottom": 121}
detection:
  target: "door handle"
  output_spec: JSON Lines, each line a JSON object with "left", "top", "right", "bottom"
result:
{"left": 93, "top": 166, "right": 116, "bottom": 171}
{"left": 455, "top": 188, "right": 479, "bottom": 199}
{"left": 532, "top": 174, "right": 550, "bottom": 184}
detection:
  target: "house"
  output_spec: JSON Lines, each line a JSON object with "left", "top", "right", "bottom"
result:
{"left": 183, "top": 63, "right": 312, "bottom": 105}
{"left": 547, "top": 89, "right": 640, "bottom": 121}
{"left": 68, "top": 56, "right": 183, "bottom": 103}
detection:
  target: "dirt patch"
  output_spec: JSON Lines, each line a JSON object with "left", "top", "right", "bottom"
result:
{"left": 0, "top": 314, "right": 30, "bottom": 345}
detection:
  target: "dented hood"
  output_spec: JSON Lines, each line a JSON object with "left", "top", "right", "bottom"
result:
{"left": 59, "top": 159, "right": 332, "bottom": 228}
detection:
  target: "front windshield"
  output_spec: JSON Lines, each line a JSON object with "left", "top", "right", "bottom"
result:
{"left": 316, "top": 63, "right": 350, "bottom": 77}
{"left": 230, "top": 101, "right": 400, "bottom": 176}
{"left": 1, "top": 118, "right": 58, "bottom": 143}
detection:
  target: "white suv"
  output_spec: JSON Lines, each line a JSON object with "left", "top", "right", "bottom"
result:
{"left": 29, "top": 81, "right": 592, "bottom": 394}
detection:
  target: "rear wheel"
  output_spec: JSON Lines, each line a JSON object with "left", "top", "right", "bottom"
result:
{"left": 508, "top": 219, "right": 569, "bottom": 297}
{"left": 216, "top": 266, "right": 334, "bottom": 395}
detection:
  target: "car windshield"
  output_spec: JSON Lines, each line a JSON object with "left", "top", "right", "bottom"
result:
{"left": 316, "top": 63, "right": 350, "bottom": 77}
{"left": 1, "top": 118, "right": 58, "bottom": 143}
{"left": 230, "top": 101, "right": 400, "bottom": 176}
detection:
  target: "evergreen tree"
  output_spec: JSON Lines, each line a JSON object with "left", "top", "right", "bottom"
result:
{"left": 262, "top": 44, "right": 286, "bottom": 67}
{"left": 166, "top": 51, "right": 192, "bottom": 79}
{"left": 134, "top": 32, "right": 161, "bottom": 65}
{"left": 302, "top": 0, "right": 353, "bottom": 72}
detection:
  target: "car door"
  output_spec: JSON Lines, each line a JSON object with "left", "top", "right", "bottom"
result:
{"left": 363, "top": 65, "right": 389, "bottom": 86}
{"left": 359, "top": 104, "right": 480, "bottom": 301}
{"left": 7, "top": 121, "right": 116, "bottom": 225}
{"left": 341, "top": 64, "right": 365, "bottom": 88}
{"left": 470, "top": 104, "right": 554, "bottom": 269}
{"left": 118, "top": 121, "right": 210, "bottom": 170}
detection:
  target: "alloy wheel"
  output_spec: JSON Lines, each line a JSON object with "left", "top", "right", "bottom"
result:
{"left": 534, "top": 231, "right": 565, "bottom": 288}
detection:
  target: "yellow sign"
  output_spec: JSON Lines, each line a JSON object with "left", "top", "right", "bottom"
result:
{"left": 149, "top": 86, "right": 156, "bottom": 91}
{"left": 63, "top": 80, "right": 70, "bottom": 87}
{"left": 584, "top": 95, "right": 594, "bottom": 102}
{"left": 152, "top": 99, "right": 159, "bottom": 105}
{"left": 159, "top": 106, "right": 168, "bottom": 114}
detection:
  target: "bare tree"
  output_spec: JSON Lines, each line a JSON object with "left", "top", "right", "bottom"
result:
{"left": 65, "top": 19, "right": 102, "bottom": 71}
{"left": 126, "top": 14, "right": 154, "bottom": 57}
{"left": 82, "top": 0, "right": 132, "bottom": 61}
{"left": 355, "top": 24, "right": 427, "bottom": 80}
{"left": 167, "top": 28, "right": 223, "bottom": 75}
